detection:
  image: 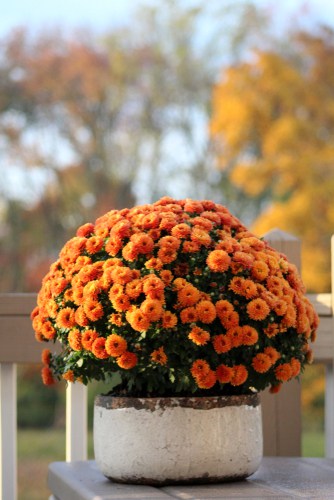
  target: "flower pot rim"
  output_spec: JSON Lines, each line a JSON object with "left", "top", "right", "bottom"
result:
{"left": 95, "top": 392, "right": 260, "bottom": 410}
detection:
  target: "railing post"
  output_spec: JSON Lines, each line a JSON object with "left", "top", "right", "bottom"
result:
{"left": 66, "top": 382, "right": 88, "bottom": 462}
{"left": 0, "top": 363, "right": 17, "bottom": 500}
{"left": 261, "top": 228, "right": 302, "bottom": 456}
{"left": 326, "top": 235, "right": 334, "bottom": 458}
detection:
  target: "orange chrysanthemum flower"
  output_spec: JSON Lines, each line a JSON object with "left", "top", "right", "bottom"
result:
{"left": 201, "top": 208, "right": 220, "bottom": 222}
{"left": 105, "top": 334, "right": 127, "bottom": 357}
{"left": 212, "top": 334, "right": 232, "bottom": 354}
{"left": 73, "top": 255, "right": 92, "bottom": 273}
{"left": 46, "top": 300, "right": 59, "bottom": 319}
{"left": 111, "top": 266, "right": 133, "bottom": 285}
{"left": 110, "top": 219, "right": 131, "bottom": 238}
{"left": 145, "top": 257, "right": 163, "bottom": 271}
{"left": 247, "top": 298, "right": 270, "bottom": 321}
{"left": 157, "top": 247, "right": 178, "bottom": 264}
{"left": 92, "top": 338, "right": 109, "bottom": 359}
{"left": 190, "top": 227, "right": 212, "bottom": 247}
{"left": 41, "top": 366, "right": 55, "bottom": 386}
{"left": 56, "top": 307, "right": 76, "bottom": 329}
{"left": 195, "top": 370, "right": 217, "bottom": 389}
{"left": 162, "top": 310, "right": 178, "bottom": 328}
{"left": 63, "top": 370, "right": 75, "bottom": 382}
{"left": 215, "top": 299, "right": 234, "bottom": 318}
{"left": 183, "top": 199, "right": 203, "bottom": 213}
{"left": 126, "top": 308, "right": 151, "bottom": 332}
{"left": 233, "top": 251, "right": 254, "bottom": 269}
{"left": 68, "top": 329, "right": 82, "bottom": 351}
{"left": 151, "top": 346, "right": 168, "bottom": 365}
{"left": 206, "top": 249, "right": 231, "bottom": 273}
{"left": 269, "top": 383, "right": 282, "bottom": 394}
{"left": 81, "top": 330, "right": 99, "bottom": 351}
{"left": 263, "top": 346, "right": 280, "bottom": 364}
{"left": 251, "top": 260, "right": 269, "bottom": 281}
{"left": 282, "top": 305, "right": 297, "bottom": 328}
{"left": 140, "top": 212, "right": 160, "bottom": 230}
{"left": 178, "top": 284, "right": 201, "bottom": 307}
{"left": 241, "top": 325, "right": 259, "bottom": 346}
{"left": 274, "top": 300, "right": 288, "bottom": 316}
{"left": 180, "top": 307, "right": 198, "bottom": 323}
{"left": 173, "top": 277, "right": 188, "bottom": 290}
{"left": 130, "top": 233, "right": 154, "bottom": 254}
{"left": 76, "top": 222, "right": 94, "bottom": 237}
{"left": 142, "top": 275, "right": 165, "bottom": 299}
{"left": 191, "top": 216, "right": 213, "bottom": 231}
{"left": 117, "top": 351, "right": 138, "bottom": 369}
{"left": 159, "top": 216, "right": 178, "bottom": 232}
{"left": 228, "top": 276, "right": 242, "bottom": 295}
{"left": 171, "top": 223, "right": 191, "bottom": 239}
{"left": 50, "top": 277, "right": 69, "bottom": 296}
{"left": 112, "top": 294, "right": 131, "bottom": 312}
{"left": 158, "top": 235, "right": 181, "bottom": 251}
{"left": 41, "top": 321, "right": 56, "bottom": 340}
{"left": 74, "top": 306, "right": 89, "bottom": 327}
{"left": 77, "top": 265, "right": 101, "bottom": 284}
{"left": 239, "top": 279, "right": 258, "bottom": 299}
{"left": 182, "top": 240, "right": 200, "bottom": 253}
{"left": 190, "top": 359, "right": 210, "bottom": 379}
{"left": 230, "top": 365, "right": 248, "bottom": 386}
{"left": 275, "top": 363, "right": 293, "bottom": 382}
{"left": 227, "top": 326, "right": 244, "bottom": 348}
{"left": 252, "top": 353, "right": 272, "bottom": 373}
{"left": 290, "top": 357, "right": 301, "bottom": 377}
{"left": 72, "top": 286, "right": 85, "bottom": 306}
{"left": 103, "top": 257, "right": 123, "bottom": 270}
{"left": 125, "top": 279, "right": 143, "bottom": 299}
{"left": 41, "top": 348, "right": 51, "bottom": 365}
{"left": 84, "top": 300, "right": 104, "bottom": 321}
{"left": 216, "top": 364, "right": 233, "bottom": 383}
{"left": 195, "top": 300, "right": 216, "bottom": 324}
{"left": 140, "top": 299, "right": 164, "bottom": 322}
{"left": 109, "top": 313, "right": 123, "bottom": 327}
{"left": 296, "top": 315, "right": 310, "bottom": 336}
{"left": 188, "top": 326, "right": 210, "bottom": 346}
{"left": 159, "top": 270, "right": 174, "bottom": 285}
{"left": 122, "top": 241, "right": 138, "bottom": 262}
{"left": 86, "top": 236, "right": 104, "bottom": 254}
{"left": 264, "top": 323, "right": 281, "bottom": 338}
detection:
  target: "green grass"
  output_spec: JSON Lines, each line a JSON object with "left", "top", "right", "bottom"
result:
{"left": 17, "top": 428, "right": 325, "bottom": 500}
{"left": 18, "top": 428, "right": 94, "bottom": 500}
{"left": 302, "top": 430, "right": 325, "bottom": 457}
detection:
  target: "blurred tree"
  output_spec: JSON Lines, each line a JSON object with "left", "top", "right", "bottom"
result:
{"left": 0, "top": 0, "right": 266, "bottom": 292}
{"left": 211, "top": 26, "right": 334, "bottom": 292}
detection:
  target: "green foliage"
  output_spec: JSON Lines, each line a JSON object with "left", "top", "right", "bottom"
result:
{"left": 17, "top": 366, "right": 59, "bottom": 428}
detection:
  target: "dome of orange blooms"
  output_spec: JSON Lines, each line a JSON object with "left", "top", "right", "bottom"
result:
{"left": 32, "top": 197, "right": 318, "bottom": 396}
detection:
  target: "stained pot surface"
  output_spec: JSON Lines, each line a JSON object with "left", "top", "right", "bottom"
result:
{"left": 95, "top": 392, "right": 260, "bottom": 411}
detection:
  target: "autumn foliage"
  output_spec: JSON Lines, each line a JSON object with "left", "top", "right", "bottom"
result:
{"left": 210, "top": 26, "right": 334, "bottom": 292}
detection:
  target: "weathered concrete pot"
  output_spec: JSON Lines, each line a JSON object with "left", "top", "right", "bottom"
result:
{"left": 94, "top": 393, "right": 263, "bottom": 485}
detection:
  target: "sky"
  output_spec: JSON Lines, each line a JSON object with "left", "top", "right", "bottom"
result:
{"left": 1, "top": 0, "right": 334, "bottom": 36}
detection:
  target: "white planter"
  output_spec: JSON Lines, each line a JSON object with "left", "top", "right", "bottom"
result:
{"left": 94, "top": 394, "right": 263, "bottom": 485}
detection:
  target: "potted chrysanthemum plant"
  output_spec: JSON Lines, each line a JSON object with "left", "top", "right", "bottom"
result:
{"left": 32, "top": 197, "right": 318, "bottom": 484}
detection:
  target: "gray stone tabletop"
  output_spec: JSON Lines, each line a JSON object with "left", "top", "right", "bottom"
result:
{"left": 48, "top": 457, "right": 334, "bottom": 500}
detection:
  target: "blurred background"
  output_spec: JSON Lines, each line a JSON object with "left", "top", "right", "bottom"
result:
{"left": 1, "top": 0, "right": 332, "bottom": 498}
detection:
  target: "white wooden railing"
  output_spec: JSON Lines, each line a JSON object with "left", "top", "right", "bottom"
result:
{"left": 1, "top": 230, "right": 334, "bottom": 500}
